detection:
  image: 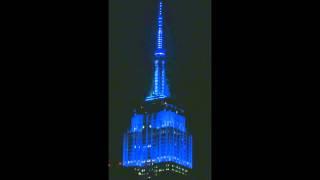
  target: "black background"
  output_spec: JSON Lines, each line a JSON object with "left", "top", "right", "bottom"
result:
{"left": 3, "top": 0, "right": 317, "bottom": 179}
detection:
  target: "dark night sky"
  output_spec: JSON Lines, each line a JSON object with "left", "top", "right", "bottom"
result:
{"left": 109, "top": 0, "right": 211, "bottom": 179}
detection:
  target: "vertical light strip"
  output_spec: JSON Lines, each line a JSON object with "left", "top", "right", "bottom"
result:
{"left": 154, "top": 60, "right": 159, "bottom": 95}
{"left": 161, "top": 60, "right": 165, "bottom": 95}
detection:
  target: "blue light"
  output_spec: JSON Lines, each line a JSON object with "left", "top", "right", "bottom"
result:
{"left": 156, "top": 1, "right": 164, "bottom": 50}
{"left": 151, "top": 110, "right": 186, "bottom": 132}
{"left": 123, "top": 109, "right": 192, "bottom": 169}
{"left": 124, "top": 0, "right": 193, "bottom": 172}
{"left": 145, "top": 95, "right": 168, "bottom": 101}
{"left": 145, "top": 0, "right": 171, "bottom": 101}
{"left": 130, "top": 114, "right": 144, "bottom": 132}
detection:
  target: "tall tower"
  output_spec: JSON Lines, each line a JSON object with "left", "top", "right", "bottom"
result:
{"left": 123, "top": 1, "right": 193, "bottom": 179}
{"left": 145, "top": 0, "right": 170, "bottom": 102}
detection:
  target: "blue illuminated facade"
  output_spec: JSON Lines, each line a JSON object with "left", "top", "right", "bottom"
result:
{"left": 123, "top": 104, "right": 192, "bottom": 169}
{"left": 123, "top": 0, "right": 193, "bottom": 178}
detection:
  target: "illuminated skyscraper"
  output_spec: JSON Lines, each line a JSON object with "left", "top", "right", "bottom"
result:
{"left": 122, "top": 0, "right": 193, "bottom": 179}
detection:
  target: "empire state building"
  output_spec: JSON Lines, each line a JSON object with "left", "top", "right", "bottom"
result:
{"left": 122, "top": 1, "right": 193, "bottom": 179}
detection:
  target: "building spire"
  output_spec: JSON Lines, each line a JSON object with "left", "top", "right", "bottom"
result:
{"left": 145, "top": 0, "right": 170, "bottom": 101}
{"left": 156, "top": 1, "right": 164, "bottom": 50}
{"left": 154, "top": 0, "right": 165, "bottom": 57}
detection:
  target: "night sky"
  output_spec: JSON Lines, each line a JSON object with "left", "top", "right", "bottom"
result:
{"left": 109, "top": 0, "right": 211, "bottom": 179}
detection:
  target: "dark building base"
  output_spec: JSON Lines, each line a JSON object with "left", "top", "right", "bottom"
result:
{"left": 132, "top": 162, "right": 191, "bottom": 180}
